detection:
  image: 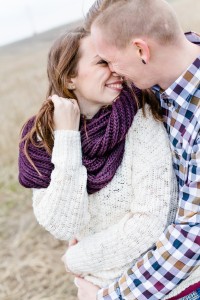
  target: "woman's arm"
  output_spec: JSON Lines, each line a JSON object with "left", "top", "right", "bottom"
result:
{"left": 32, "top": 96, "right": 90, "bottom": 240}
{"left": 32, "top": 130, "right": 90, "bottom": 240}
{"left": 63, "top": 110, "right": 178, "bottom": 275}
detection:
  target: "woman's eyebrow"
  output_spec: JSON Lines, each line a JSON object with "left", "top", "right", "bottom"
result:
{"left": 93, "top": 54, "right": 108, "bottom": 61}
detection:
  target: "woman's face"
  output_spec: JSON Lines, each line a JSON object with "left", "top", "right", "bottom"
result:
{"left": 71, "top": 35, "right": 123, "bottom": 116}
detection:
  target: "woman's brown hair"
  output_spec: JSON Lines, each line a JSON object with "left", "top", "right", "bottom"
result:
{"left": 21, "top": 27, "right": 89, "bottom": 171}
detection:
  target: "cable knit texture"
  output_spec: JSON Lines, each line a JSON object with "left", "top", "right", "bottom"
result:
{"left": 32, "top": 108, "right": 200, "bottom": 297}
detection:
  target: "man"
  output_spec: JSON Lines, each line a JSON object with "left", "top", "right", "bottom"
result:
{"left": 75, "top": 0, "right": 200, "bottom": 299}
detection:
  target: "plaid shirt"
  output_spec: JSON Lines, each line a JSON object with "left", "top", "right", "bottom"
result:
{"left": 97, "top": 32, "right": 200, "bottom": 300}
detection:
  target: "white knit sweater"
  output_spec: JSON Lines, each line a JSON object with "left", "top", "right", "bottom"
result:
{"left": 32, "top": 108, "right": 199, "bottom": 298}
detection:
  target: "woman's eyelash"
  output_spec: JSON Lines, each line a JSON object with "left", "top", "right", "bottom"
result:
{"left": 97, "top": 60, "right": 108, "bottom": 65}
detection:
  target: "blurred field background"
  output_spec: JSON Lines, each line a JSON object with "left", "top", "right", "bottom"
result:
{"left": 0, "top": 1, "right": 200, "bottom": 299}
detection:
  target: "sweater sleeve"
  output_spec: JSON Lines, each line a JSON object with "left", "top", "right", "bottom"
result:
{"left": 64, "top": 111, "right": 178, "bottom": 276}
{"left": 32, "top": 130, "right": 90, "bottom": 240}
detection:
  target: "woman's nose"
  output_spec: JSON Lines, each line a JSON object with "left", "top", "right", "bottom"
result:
{"left": 112, "top": 71, "right": 123, "bottom": 80}
{"left": 108, "top": 62, "right": 115, "bottom": 73}
{"left": 112, "top": 72, "right": 123, "bottom": 82}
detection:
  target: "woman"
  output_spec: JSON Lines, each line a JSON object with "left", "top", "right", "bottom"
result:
{"left": 19, "top": 25, "right": 178, "bottom": 289}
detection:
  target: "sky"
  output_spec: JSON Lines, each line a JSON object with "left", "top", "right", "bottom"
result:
{"left": 0, "top": 0, "right": 95, "bottom": 46}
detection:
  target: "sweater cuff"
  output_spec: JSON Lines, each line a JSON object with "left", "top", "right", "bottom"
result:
{"left": 64, "top": 243, "right": 90, "bottom": 275}
{"left": 52, "top": 130, "right": 82, "bottom": 168}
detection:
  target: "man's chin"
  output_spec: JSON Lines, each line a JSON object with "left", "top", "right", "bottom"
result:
{"left": 134, "top": 82, "right": 153, "bottom": 90}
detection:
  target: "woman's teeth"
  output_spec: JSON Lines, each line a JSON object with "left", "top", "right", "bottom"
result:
{"left": 106, "top": 83, "right": 122, "bottom": 89}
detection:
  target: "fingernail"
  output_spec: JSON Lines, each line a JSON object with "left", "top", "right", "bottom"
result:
{"left": 74, "top": 278, "right": 79, "bottom": 288}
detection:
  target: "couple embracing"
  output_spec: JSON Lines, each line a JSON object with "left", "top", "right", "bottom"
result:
{"left": 19, "top": 1, "right": 200, "bottom": 299}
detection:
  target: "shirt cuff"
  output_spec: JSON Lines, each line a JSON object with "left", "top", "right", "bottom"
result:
{"left": 97, "top": 284, "right": 122, "bottom": 300}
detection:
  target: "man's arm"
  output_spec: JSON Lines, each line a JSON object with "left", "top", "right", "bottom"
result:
{"left": 97, "top": 224, "right": 199, "bottom": 300}
{"left": 97, "top": 140, "right": 200, "bottom": 300}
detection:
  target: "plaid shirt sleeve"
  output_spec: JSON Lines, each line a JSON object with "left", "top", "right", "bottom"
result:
{"left": 97, "top": 138, "right": 200, "bottom": 300}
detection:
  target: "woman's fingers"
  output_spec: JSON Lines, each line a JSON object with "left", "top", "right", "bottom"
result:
{"left": 74, "top": 277, "right": 99, "bottom": 300}
{"left": 69, "top": 238, "right": 78, "bottom": 247}
{"left": 50, "top": 94, "right": 80, "bottom": 131}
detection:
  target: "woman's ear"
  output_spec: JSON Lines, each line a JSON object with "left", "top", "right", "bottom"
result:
{"left": 66, "top": 78, "right": 76, "bottom": 90}
{"left": 133, "top": 39, "right": 150, "bottom": 65}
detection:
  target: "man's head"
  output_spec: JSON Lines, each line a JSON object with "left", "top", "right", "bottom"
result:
{"left": 90, "top": 0, "right": 184, "bottom": 89}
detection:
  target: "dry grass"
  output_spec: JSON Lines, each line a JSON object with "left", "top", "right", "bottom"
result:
{"left": 0, "top": 1, "right": 199, "bottom": 299}
{"left": 0, "top": 189, "right": 76, "bottom": 300}
{"left": 0, "top": 21, "right": 82, "bottom": 300}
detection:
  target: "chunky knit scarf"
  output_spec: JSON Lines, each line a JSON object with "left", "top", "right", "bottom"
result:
{"left": 19, "top": 86, "right": 140, "bottom": 194}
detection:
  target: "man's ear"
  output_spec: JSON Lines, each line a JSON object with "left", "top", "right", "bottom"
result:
{"left": 132, "top": 39, "right": 150, "bottom": 64}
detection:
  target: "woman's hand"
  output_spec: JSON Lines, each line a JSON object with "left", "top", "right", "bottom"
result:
{"left": 74, "top": 277, "right": 100, "bottom": 300}
{"left": 51, "top": 94, "right": 80, "bottom": 131}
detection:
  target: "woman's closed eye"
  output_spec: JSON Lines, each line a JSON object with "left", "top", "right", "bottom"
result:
{"left": 97, "top": 59, "right": 108, "bottom": 65}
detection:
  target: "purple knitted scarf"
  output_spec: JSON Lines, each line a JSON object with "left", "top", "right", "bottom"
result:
{"left": 19, "top": 86, "right": 140, "bottom": 194}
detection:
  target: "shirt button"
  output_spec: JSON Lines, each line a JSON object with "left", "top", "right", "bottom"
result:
{"left": 163, "top": 99, "right": 171, "bottom": 107}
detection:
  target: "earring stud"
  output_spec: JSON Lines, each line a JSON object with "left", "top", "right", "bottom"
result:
{"left": 142, "top": 59, "right": 146, "bottom": 65}
{"left": 68, "top": 83, "right": 75, "bottom": 90}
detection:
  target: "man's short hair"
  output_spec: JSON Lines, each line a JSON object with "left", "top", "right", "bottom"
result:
{"left": 92, "top": 0, "right": 183, "bottom": 48}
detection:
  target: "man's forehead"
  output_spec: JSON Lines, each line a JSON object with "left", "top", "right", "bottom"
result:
{"left": 91, "top": 25, "right": 110, "bottom": 46}
{"left": 91, "top": 26, "right": 119, "bottom": 59}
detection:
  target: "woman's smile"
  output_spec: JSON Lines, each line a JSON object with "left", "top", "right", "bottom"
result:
{"left": 105, "top": 80, "right": 123, "bottom": 92}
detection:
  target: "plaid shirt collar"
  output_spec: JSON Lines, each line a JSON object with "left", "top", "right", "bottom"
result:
{"left": 164, "top": 57, "right": 200, "bottom": 109}
{"left": 153, "top": 32, "right": 200, "bottom": 109}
